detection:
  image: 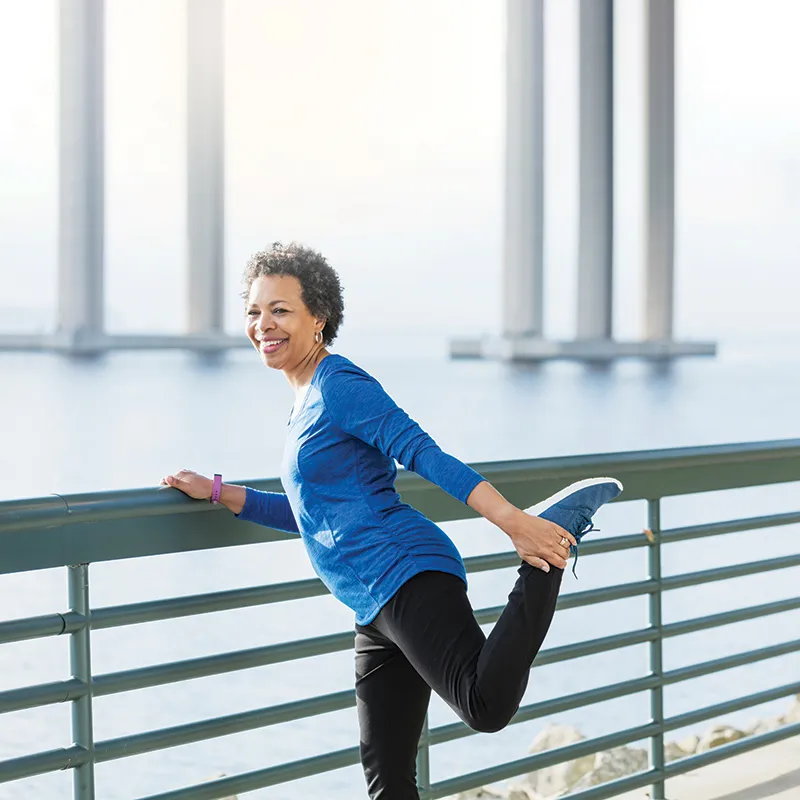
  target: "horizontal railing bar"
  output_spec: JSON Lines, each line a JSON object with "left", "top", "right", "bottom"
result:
{"left": 576, "top": 533, "right": 651, "bottom": 555}
{"left": 0, "top": 678, "right": 87, "bottom": 715}
{"left": 94, "top": 621, "right": 658, "bottom": 699}
{"left": 94, "top": 689, "right": 355, "bottom": 762}
{"left": 475, "top": 580, "right": 658, "bottom": 626}
{"left": 88, "top": 549, "right": 654, "bottom": 632}
{"left": 662, "top": 638, "right": 800, "bottom": 685}
{"left": 463, "top": 536, "right": 649, "bottom": 578}
{"left": 537, "top": 769, "right": 665, "bottom": 800}
{"left": 92, "top": 631, "right": 355, "bottom": 696}
{"left": 0, "top": 611, "right": 84, "bottom": 645}
{"left": 90, "top": 579, "right": 329, "bottom": 630}
{"left": 462, "top": 551, "right": 519, "bottom": 574}
{"left": 510, "top": 768, "right": 663, "bottom": 800}
{"left": 662, "top": 596, "right": 800, "bottom": 639}
{"left": 557, "top": 579, "right": 658, "bottom": 611}
{"left": 137, "top": 745, "right": 361, "bottom": 800}
{"left": 535, "top": 627, "right": 657, "bottom": 667}
{"left": 427, "top": 675, "right": 660, "bottom": 747}
{"left": 0, "top": 745, "right": 89, "bottom": 784}
{"left": 664, "top": 720, "right": 800, "bottom": 779}
{"left": 427, "top": 723, "right": 660, "bottom": 799}
{"left": 663, "top": 680, "right": 800, "bottom": 733}
{"left": 662, "top": 511, "right": 800, "bottom": 544}
{"left": 662, "top": 554, "right": 800, "bottom": 592}
{"left": 11, "top": 569, "right": 792, "bottom": 650}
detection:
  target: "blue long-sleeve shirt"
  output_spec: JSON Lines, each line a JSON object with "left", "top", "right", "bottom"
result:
{"left": 236, "top": 354, "right": 486, "bottom": 624}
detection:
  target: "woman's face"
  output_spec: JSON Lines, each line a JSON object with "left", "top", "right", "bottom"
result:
{"left": 246, "top": 275, "right": 323, "bottom": 370}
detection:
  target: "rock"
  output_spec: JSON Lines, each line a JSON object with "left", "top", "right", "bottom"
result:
{"left": 571, "top": 746, "right": 648, "bottom": 789}
{"left": 783, "top": 693, "right": 800, "bottom": 724}
{"left": 664, "top": 741, "right": 689, "bottom": 762}
{"left": 745, "top": 715, "right": 785, "bottom": 736}
{"left": 517, "top": 724, "right": 595, "bottom": 797}
{"left": 696, "top": 724, "right": 746, "bottom": 753}
{"left": 677, "top": 734, "right": 700, "bottom": 755}
{"left": 449, "top": 788, "right": 506, "bottom": 799}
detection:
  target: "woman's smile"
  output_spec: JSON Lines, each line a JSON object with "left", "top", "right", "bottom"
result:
{"left": 259, "top": 337, "right": 288, "bottom": 355}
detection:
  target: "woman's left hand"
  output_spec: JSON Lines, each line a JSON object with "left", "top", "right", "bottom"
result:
{"left": 465, "top": 481, "right": 577, "bottom": 572}
{"left": 503, "top": 508, "right": 576, "bottom": 572}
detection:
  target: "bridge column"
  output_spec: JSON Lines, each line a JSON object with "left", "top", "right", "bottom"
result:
{"left": 644, "top": 0, "right": 675, "bottom": 341}
{"left": 57, "top": 0, "right": 106, "bottom": 352}
{"left": 577, "top": 0, "right": 614, "bottom": 341}
{"left": 503, "top": 0, "right": 545, "bottom": 339}
{"left": 187, "top": 0, "right": 225, "bottom": 335}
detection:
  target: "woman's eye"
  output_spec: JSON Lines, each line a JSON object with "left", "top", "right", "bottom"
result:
{"left": 247, "top": 310, "right": 258, "bottom": 317}
{"left": 273, "top": 308, "right": 287, "bottom": 315}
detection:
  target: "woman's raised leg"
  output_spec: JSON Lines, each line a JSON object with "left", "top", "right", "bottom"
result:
{"left": 370, "top": 565, "right": 563, "bottom": 734}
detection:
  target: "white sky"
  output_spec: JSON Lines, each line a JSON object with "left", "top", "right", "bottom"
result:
{"left": 0, "top": 0, "right": 799, "bottom": 342}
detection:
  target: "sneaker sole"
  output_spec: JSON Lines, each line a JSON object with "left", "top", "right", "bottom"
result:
{"left": 524, "top": 476, "right": 624, "bottom": 516}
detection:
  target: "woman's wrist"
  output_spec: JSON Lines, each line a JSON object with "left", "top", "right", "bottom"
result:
{"left": 466, "top": 481, "right": 520, "bottom": 536}
{"left": 219, "top": 483, "right": 247, "bottom": 515}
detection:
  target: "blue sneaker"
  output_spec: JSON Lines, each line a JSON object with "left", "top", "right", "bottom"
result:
{"left": 524, "top": 477, "right": 623, "bottom": 574}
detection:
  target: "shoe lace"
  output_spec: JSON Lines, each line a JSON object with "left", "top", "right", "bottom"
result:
{"left": 571, "top": 520, "right": 599, "bottom": 578}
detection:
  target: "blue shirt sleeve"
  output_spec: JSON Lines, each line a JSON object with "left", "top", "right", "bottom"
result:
{"left": 235, "top": 486, "right": 300, "bottom": 534}
{"left": 318, "top": 361, "right": 485, "bottom": 504}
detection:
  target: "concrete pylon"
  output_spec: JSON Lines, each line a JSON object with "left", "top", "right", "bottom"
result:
{"left": 56, "top": 0, "right": 105, "bottom": 353}
{"left": 187, "top": 0, "right": 226, "bottom": 336}
{"left": 449, "top": 0, "right": 715, "bottom": 362}
{"left": 644, "top": 0, "right": 676, "bottom": 341}
{"left": 503, "top": 0, "right": 545, "bottom": 340}
{"left": 577, "top": 0, "right": 614, "bottom": 341}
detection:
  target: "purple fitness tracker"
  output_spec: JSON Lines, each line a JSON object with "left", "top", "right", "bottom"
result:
{"left": 211, "top": 473, "right": 222, "bottom": 504}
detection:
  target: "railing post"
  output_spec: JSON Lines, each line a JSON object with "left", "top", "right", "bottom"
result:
{"left": 416, "top": 712, "right": 431, "bottom": 797}
{"left": 68, "top": 564, "right": 95, "bottom": 799}
{"left": 647, "top": 500, "right": 665, "bottom": 799}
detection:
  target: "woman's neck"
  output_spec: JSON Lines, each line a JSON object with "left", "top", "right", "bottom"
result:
{"left": 284, "top": 348, "right": 329, "bottom": 392}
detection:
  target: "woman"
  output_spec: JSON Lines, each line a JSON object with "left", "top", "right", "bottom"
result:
{"left": 161, "top": 242, "right": 622, "bottom": 799}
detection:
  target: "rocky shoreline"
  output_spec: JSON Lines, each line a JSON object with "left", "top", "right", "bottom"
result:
{"left": 447, "top": 693, "right": 800, "bottom": 799}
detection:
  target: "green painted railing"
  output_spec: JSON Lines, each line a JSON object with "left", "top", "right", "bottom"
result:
{"left": 1, "top": 439, "right": 799, "bottom": 799}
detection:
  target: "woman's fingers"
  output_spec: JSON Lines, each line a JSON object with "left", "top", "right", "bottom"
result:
{"left": 525, "top": 556, "right": 551, "bottom": 573}
{"left": 553, "top": 525, "right": 577, "bottom": 548}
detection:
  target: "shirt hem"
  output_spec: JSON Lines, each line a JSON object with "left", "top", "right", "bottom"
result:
{"left": 353, "top": 557, "right": 467, "bottom": 626}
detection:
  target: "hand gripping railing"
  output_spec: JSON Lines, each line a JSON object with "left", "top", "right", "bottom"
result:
{"left": 1, "top": 439, "right": 799, "bottom": 799}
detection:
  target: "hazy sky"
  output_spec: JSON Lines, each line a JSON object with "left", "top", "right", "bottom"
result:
{"left": 1, "top": 0, "right": 799, "bottom": 343}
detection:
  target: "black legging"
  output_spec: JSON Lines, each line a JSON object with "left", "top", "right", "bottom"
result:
{"left": 354, "top": 563, "right": 564, "bottom": 799}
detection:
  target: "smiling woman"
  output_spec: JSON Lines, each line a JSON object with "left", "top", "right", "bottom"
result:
{"left": 242, "top": 242, "right": 343, "bottom": 385}
{"left": 160, "top": 241, "right": 621, "bottom": 800}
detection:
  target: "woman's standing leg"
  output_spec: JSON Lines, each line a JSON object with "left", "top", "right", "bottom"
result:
{"left": 355, "top": 624, "right": 431, "bottom": 799}
{"left": 371, "top": 564, "right": 563, "bottom": 734}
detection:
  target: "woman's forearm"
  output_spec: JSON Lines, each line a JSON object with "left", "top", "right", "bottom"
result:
{"left": 465, "top": 480, "right": 520, "bottom": 536}
{"left": 219, "top": 483, "right": 247, "bottom": 515}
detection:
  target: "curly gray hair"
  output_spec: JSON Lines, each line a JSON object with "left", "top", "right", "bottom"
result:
{"left": 242, "top": 242, "right": 345, "bottom": 346}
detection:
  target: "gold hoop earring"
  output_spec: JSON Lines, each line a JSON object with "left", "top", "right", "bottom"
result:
{"left": 314, "top": 331, "right": 323, "bottom": 344}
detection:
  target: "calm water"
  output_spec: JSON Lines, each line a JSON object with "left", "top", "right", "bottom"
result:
{"left": 1, "top": 337, "right": 799, "bottom": 799}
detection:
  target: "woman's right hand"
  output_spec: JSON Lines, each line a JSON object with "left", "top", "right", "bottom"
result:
{"left": 160, "top": 469, "right": 213, "bottom": 500}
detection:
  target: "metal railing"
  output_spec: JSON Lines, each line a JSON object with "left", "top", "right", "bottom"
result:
{"left": 1, "top": 439, "right": 799, "bottom": 799}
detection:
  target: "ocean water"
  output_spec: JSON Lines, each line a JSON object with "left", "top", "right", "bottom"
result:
{"left": 1, "top": 337, "right": 799, "bottom": 799}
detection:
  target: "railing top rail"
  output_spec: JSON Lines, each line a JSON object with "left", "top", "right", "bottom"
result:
{"left": 1, "top": 438, "right": 799, "bottom": 575}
